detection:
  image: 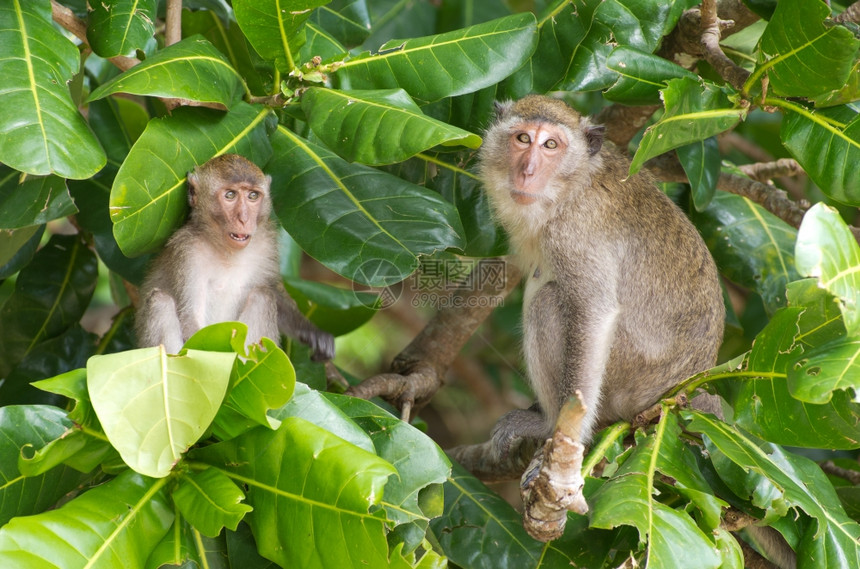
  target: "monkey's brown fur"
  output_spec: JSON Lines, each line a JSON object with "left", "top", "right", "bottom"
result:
{"left": 480, "top": 95, "right": 724, "bottom": 447}
{"left": 136, "top": 154, "right": 334, "bottom": 360}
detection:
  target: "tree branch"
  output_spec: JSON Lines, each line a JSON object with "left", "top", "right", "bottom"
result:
{"left": 834, "top": 1, "right": 860, "bottom": 24}
{"left": 596, "top": 104, "right": 661, "bottom": 148}
{"left": 700, "top": 0, "right": 750, "bottom": 90}
{"left": 346, "top": 259, "right": 523, "bottom": 420}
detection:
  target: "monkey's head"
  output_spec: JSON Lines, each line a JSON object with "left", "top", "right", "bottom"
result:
{"left": 187, "top": 154, "right": 272, "bottom": 250}
{"left": 479, "top": 95, "right": 604, "bottom": 212}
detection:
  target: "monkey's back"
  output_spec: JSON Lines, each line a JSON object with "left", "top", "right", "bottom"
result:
{"left": 542, "top": 147, "right": 724, "bottom": 424}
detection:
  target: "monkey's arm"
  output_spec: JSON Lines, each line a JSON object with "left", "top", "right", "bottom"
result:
{"left": 137, "top": 289, "right": 185, "bottom": 353}
{"left": 275, "top": 284, "right": 335, "bottom": 362}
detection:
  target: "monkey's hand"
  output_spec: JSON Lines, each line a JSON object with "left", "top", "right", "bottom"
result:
{"left": 490, "top": 406, "right": 548, "bottom": 460}
{"left": 299, "top": 328, "right": 335, "bottom": 362}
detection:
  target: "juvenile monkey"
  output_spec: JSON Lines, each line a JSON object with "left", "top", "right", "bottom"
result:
{"left": 479, "top": 95, "right": 724, "bottom": 451}
{"left": 136, "top": 154, "right": 334, "bottom": 361}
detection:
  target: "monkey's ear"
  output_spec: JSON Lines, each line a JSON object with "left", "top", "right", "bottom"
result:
{"left": 493, "top": 100, "right": 513, "bottom": 118}
{"left": 585, "top": 124, "right": 605, "bottom": 156}
{"left": 187, "top": 172, "right": 199, "bottom": 207}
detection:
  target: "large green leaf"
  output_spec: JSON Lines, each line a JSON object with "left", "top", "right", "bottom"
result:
{"left": 0, "top": 405, "right": 90, "bottom": 526}
{"left": 590, "top": 414, "right": 722, "bottom": 569}
{"left": 88, "top": 35, "right": 246, "bottom": 107}
{"left": 109, "top": 103, "right": 273, "bottom": 257}
{"left": 795, "top": 203, "right": 860, "bottom": 335}
{"left": 302, "top": 88, "right": 481, "bottom": 165}
{"left": 604, "top": 45, "right": 698, "bottom": 105}
{"left": 685, "top": 411, "right": 860, "bottom": 568}
{"left": 711, "top": 289, "right": 860, "bottom": 449}
{"left": 755, "top": 0, "right": 859, "bottom": 99}
{"left": 147, "top": 521, "right": 227, "bottom": 569}
{"left": 190, "top": 417, "right": 406, "bottom": 569}
{"left": 268, "top": 126, "right": 465, "bottom": 286}
{"left": 692, "top": 191, "right": 798, "bottom": 313}
{"left": 0, "top": 470, "right": 173, "bottom": 568}
{"left": 282, "top": 277, "right": 379, "bottom": 336}
{"left": 86, "top": 0, "right": 157, "bottom": 58}
{"left": 333, "top": 13, "right": 538, "bottom": 103}
{"left": 677, "top": 137, "right": 719, "bottom": 211}
{"left": 779, "top": 103, "right": 860, "bottom": 206}
{"left": 630, "top": 78, "right": 746, "bottom": 175}
{"left": 87, "top": 347, "right": 236, "bottom": 478}
{"left": 0, "top": 234, "right": 97, "bottom": 378}
{"left": 0, "top": 175, "right": 77, "bottom": 230}
{"left": 233, "top": 0, "right": 330, "bottom": 73}
{"left": 0, "top": 0, "right": 105, "bottom": 178}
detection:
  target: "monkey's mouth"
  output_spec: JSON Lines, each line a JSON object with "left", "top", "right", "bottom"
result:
{"left": 510, "top": 190, "right": 540, "bottom": 205}
{"left": 229, "top": 233, "right": 250, "bottom": 243}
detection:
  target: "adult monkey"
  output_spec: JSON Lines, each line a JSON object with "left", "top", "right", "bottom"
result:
{"left": 479, "top": 95, "right": 795, "bottom": 568}
{"left": 136, "top": 154, "right": 334, "bottom": 361}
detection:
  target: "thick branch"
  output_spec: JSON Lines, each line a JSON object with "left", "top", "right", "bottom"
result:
{"left": 164, "top": 0, "right": 183, "bottom": 47}
{"left": 661, "top": 0, "right": 759, "bottom": 64}
{"left": 834, "top": 1, "right": 860, "bottom": 24}
{"left": 700, "top": 0, "right": 750, "bottom": 90}
{"left": 346, "top": 259, "right": 522, "bottom": 420}
{"left": 51, "top": 1, "right": 139, "bottom": 71}
{"left": 596, "top": 104, "right": 661, "bottom": 148}
{"left": 738, "top": 158, "right": 804, "bottom": 182}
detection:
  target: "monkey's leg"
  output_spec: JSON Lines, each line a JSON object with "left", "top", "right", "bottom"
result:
{"left": 139, "top": 289, "right": 185, "bottom": 353}
{"left": 238, "top": 286, "right": 279, "bottom": 347}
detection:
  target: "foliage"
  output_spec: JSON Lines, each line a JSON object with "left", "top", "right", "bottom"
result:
{"left": 1, "top": 0, "right": 860, "bottom": 568}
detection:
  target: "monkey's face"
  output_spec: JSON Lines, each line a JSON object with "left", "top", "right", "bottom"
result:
{"left": 507, "top": 122, "right": 569, "bottom": 205}
{"left": 213, "top": 182, "right": 268, "bottom": 249}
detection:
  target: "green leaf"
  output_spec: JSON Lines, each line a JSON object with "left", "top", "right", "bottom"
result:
{"left": 301, "top": 21, "right": 350, "bottom": 63}
{"left": 0, "top": 405, "right": 90, "bottom": 526}
{"left": 88, "top": 35, "right": 246, "bottom": 107}
{"left": 302, "top": 88, "right": 481, "bottom": 165}
{"left": 212, "top": 337, "right": 296, "bottom": 440}
{"left": 789, "top": 336, "right": 860, "bottom": 405}
{"left": 0, "top": 224, "right": 43, "bottom": 278}
{"left": 685, "top": 411, "right": 860, "bottom": 567}
{"left": 712, "top": 303, "right": 860, "bottom": 449}
{"left": 755, "top": 0, "right": 860, "bottom": 99}
{"left": 595, "top": 0, "right": 677, "bottom": 53}
{"left": 283, "top": 277, "right": 378, "bottom": 336}
{"left": 147, "top": 521, "right": 228, "bottom": 569}
{"left": 605, "top": 46, "right": 699, "bottom": 105}
{"left": 692, "top": 192, "right": 798, "bottom": 313}
{"left": 311, "top": 0, "right": 372, "bottom": 48}
{"left": 87, "top": 347, "right": 235, "bottom": 478}
{"left": 86, "top": 0, "right": 157, "bottom": 58}
{"left": 109, "top": 103, "right": 273, "bottom": 257}
{"left": 233, "top": 0, "right": 330, "bottom": 73}
{"left": 795, "top": 203, "right": 860, "bottom": 335}
{"left": 0, "top": 175, "right": 77, "bottom": 230}
{"left": 191, "top": 417, "right": 403, "bottom": 569}
{"left": 0, "top": 234, "right": 97, "bottom": 378}
{"left": 0, "top": 470, "right": 173, "bottom": 568}
{"left": 590, "top": 415, "right": 722, "bottom": 569}
{"left": 780, "top": 103, "right": 860, "bottom": 206}
{"left": 272, "top": 383, "right": 376, "bottom": 453}
{"left": 630, "top": 78, "right": 747, "bottom": 175}
{"left": 268, "top": 126, "right": 465, "bottom": 286}
{"left": 677, "top": 137, "right": 720, "bottom": 211}
{"left": 173, "top": 467, "right": 252, "bottom": 537}
{"left": 0, "top": 0, "right": 105, "bottom": 178}
{"left": 334, "top": 13, "right": 538, "bottom": 103}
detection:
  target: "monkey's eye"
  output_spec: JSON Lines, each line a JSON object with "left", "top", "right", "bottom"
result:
{"left": 224, "top": 190, "right": 237, "bottom": 200}
{"left": 248, "top": 191, "right": 260, "bottom": 201}
{"left": 544, "top": 139, "right": 558, "bottom": 149}
{"left": 516, "top": 133, "right": 531, "bottom": 144}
